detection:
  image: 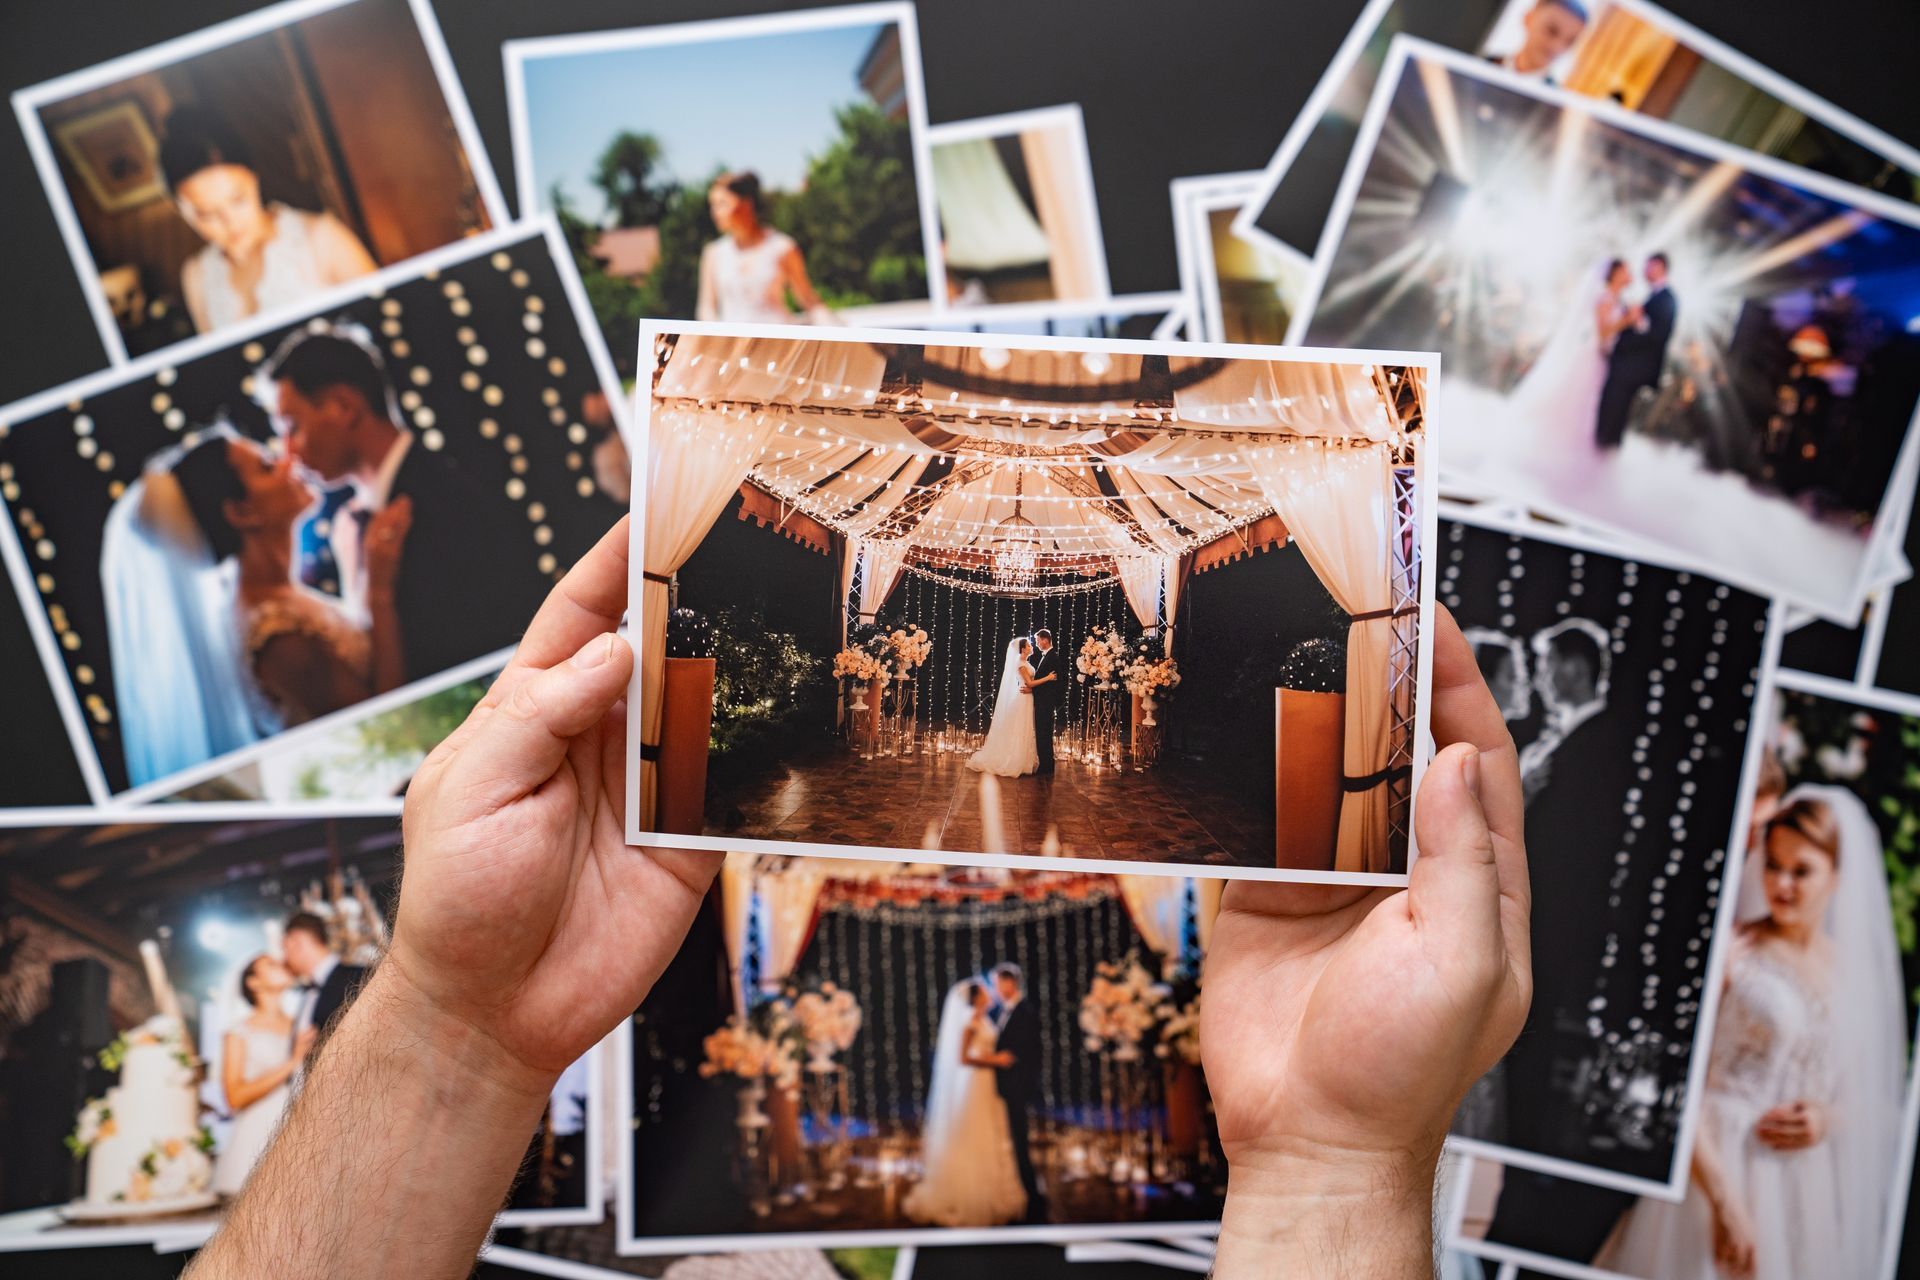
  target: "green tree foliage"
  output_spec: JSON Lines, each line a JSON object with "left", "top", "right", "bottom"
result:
{"left": 591, "top": 131, "right": 673, "bottom": 230}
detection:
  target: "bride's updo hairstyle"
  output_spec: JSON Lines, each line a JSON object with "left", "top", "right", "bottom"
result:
{"left": 712, "top": 170, "right": 763, "bottom": 214}
{"left": 237, "top": 954, "right": 273, "bottom": 1008}
{"left": 158, "top": 106, "right": 257, "bottom": 192}
{"left": 134, "top": 428, "right": 246, "bottom": 564}
{"left": 1766, "top": 796, "right": 1841, "bottom": 867}
{"left": 1603, "top": 257, "right": 1627, "bottom": 285}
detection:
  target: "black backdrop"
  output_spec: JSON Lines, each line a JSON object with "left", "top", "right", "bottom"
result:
{"left": 0, "top": 0, "right": 1916, "bottom": 1272}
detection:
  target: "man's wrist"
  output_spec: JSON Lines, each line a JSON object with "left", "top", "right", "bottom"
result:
{"left": 360, "top": 958, "right": 560, "bottom": 1120}
{"left": 1215, "top": 1138, "right": 1437, "bottom": 1278}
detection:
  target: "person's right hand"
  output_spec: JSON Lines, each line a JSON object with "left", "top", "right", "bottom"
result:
{"left": 1712, "top": 1194, "right": 1759, "bottom": 1276}
{"left": 363, "top": 495, "right": 412, "bottom": 600}
{"left": 1202, "top": 607, "right": 1531, "bottom": 1274}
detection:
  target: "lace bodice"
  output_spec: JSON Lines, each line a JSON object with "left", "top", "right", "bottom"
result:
{"left": 241, "top": 588, "right": 372, "bottom": 726}
{"left": 965, "top": 1016, "right": 1000, "bottom": 1061}
{"left": 195, "top": 204, "right": 332, "bottom": 330}
{"left": 708, "top": 231, "right": 796, "bottom": 323}
{"left": 1703, "top": 937, "right": 1836, "bottom": 1113}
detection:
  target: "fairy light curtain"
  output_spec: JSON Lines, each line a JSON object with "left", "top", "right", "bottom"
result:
{"left": 1248, "top": 443, "right": 1398, "bottom": 873}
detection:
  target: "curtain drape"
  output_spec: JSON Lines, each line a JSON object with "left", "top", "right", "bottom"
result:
{"left": 1248, "top": 443, "right": 1396, "bottom": 872}
{"left": 1115, "top": 876, "right": 1225, "bottom": 962}
{"left": 718, "top": 853, "right": 829, "bottom": 1014}
{"left": 639, "top": 405, "right": 776, "bottom": 826}
{"left": 1162, "top": 555, "right": 1187, "bottom": 655}
{"left": 1117, "top": 555, "right": 1168, "bottom": 630}
{"left": 1019, "top": 121, "right": 1104, "bottom": 300}
{"left": 933, "top": 136, "right": 1052, "bottom": 273}
{"left": 855, "top": 539, "right": 909, "bottom": 623}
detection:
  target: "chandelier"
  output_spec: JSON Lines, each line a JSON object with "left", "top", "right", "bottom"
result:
{"left": 988, "top": 470, "right": 1043, "bottom": 591}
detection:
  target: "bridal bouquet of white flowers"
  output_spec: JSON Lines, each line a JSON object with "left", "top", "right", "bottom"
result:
{"left": 1076, "top": 625, "right": 1128, "bottom": 686}
{"left": 1079, "top": 953, "right": 1170, "bottom": 1061}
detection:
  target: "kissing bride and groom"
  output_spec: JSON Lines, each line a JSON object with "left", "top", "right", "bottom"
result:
{"left": 103, "top": 326, "right": 550, "bottom": 786}
{"left": 903, "top": 963, "right": 1048, "bottom": 1228}
{"left": 965, "top": 629, "right": 1064, "bottom": 778}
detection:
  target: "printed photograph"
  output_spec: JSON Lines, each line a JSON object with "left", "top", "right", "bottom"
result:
{"left": 487, "top": 1239, "right": 905, "bottom": 1280}
{"left": 1298, "top": 45, "right": 1920, "bottom": 621}
{"left": 1170, "top": 176, "right": 1309, "bottom": 347}
{"left": 1240, "top": 0, "right": 1920, "bottom": 260}
{"left": 1440, "top": 516, "right": 1777, "bottom": 1195}
{"left": 627, "top": 327, "right": 1433, "bottom": 880}
{"left": 901, "top": 296, "right": 1184, "bottom": 343}
{"left": 930, "top": 107, "right": 1108, "bottom": 309}
{"left": 509, "top": 5, "right": 941, "bottom": 379}
{"left": 621, "top": 858, "right": 1224, "bottom": 1249}
{"left": 14, "top": 0, "right": 500, "bottom": 362}
{"left": 0, "top": 817, "right": 596, "bottom": 1251}
{"left": 1453, "top": 675, "right": 1920, "bottom": 1280}
{"left": 0, "top": 223, "right": 628, "bottom": 801}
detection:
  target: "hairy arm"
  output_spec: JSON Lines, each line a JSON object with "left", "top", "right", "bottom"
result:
{"left": 187, "top": 966, "right": 553, "bottom": 1279}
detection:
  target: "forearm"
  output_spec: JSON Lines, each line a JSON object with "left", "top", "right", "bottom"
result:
{"left": 1213, "top": 1143, "right": 1436, "bottom": 1279}
{"left": 187, "top": 965, "right": 553, "bottom": 1280}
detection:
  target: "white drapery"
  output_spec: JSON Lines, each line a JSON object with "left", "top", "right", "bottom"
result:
{"left": 1116, "top": 876, "right": 1224, "bottom": 958}
{"left": 1248, "top": 443, "right": 1397, "bottom": 872}
{"left": 933, "top": 136, "right": 1053, "bottom": 273}
{"left": 854, "top": 538, "right": 910, "bottom": 623}
{"left": 639, "top": 405, "right": 776, "bottom": 826}
{"left": 1018, "top": 120, "right": 1104, "bottom": 300}
{"left": 1162, "top": 556, "right": 1186, "bottom": 656}
{"left": 718, "top": 853, "right": 827, "bottom": 1014}
{"left": 1117, "top": 555, "right": 1169, "bottom": 630}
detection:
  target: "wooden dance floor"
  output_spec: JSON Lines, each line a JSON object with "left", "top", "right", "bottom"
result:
{"left": 710, "top": 745, "right": 1273, "bottom": 868}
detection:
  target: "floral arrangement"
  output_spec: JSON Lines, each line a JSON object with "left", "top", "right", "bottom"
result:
{"left": 126, "top": 1132, "right": 216, "bottom": 1202}
{"left": 1121, "top": 654, "right": 1182, "bottom": 703}
{"left": 1076, "top": 624, "right": 1129, "bottom": 687}
{"left": 1079, "top": 951, "right": 1170, "bottom": 1061}
{"left": 791, "top": 981, "right": 864, "bottom": 1067}
{"left": 698, "top": 1008, "right": 802, "bottom": 1089}
{"left": 97, "top": 1015, "right": 194, "bottom": 1074}
{"left": 1153, "top": 994, "right": 1203, "bottom": 1066}
{"left": 832, "top": 645, "right": 889, "bottom": 684}
{"left": 885, "top": 625, "right": 932, "bottom": 674}
{"left": 66, "top": 1098, "right": 115, "bottom": 1156}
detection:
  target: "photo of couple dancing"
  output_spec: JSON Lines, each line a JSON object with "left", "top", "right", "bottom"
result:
{"left": 964, "top": 632, "right": 1062, "bottom": 778}
{"left": 1514, "top": 251, "right": 1675, "bottom": 455}
{"left": 903, "top": 964, "right": 1045, "bottom": 1227}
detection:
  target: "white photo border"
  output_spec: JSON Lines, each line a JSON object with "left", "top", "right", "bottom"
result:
{"left": 1286, "top": 36, "right": 1920, "bottom": 626}
{"left": 622, "top": 318, "right": 1441, "bottom": 888}
{"left": 0, "top": 215, "right": 626, "bottom": 808}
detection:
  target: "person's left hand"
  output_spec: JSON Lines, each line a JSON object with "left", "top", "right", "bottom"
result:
{"left": 363, "top": 495, "right": 412, "bottom": 599}
{"left": 1754, "top": 1099, "right": 1827, "bottom": 1150}
{"left": 387, "top": 516, "right": 720, "bottom": 1090}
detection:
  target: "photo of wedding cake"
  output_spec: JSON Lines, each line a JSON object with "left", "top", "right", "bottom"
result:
{"left": 66, "top": 1013, "right": 215, "bottom": 1214}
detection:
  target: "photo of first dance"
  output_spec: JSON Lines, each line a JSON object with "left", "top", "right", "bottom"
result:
{"left": 619, "top": 857, "right": 1224, "bottom": 1251}
{"left": 1295, "top": 41, "right": 1920, "bottom": 622}
{"left": 0, "top": 222, "right": 628, "bottom": 801}
{"left": 627, "top": 326, "right": 1434, "bottom": 880}
{"left": 0, "top": 816, "right": 598, "bottom": 1252}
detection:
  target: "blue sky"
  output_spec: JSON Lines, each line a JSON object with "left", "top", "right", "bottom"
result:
{"left": 523, "top": 21, "right": 892, "bottom": 222}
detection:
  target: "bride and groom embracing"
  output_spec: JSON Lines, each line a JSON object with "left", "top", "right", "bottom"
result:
{"left": 966, "top": 630, "right": 1064, "bottom": 778}
{"left": 102, "top": 327, "right": 549, "bottom": 786}
{"left": 903, "top": 964, "right": 1048, "bottom": 1228}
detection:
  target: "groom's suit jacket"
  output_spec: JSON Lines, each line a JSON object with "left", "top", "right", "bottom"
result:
{"left": 1029, "top": 647, "right": 1063, "bottom": 709}
{"left": 385, "top": 445, "right": 550, "bottom": 682}
{"left": 994, "top": 998, "right": 1043, "bottom": 1102}
{"left": 1612, "top": 287, "right": 1676, "bottom": 390}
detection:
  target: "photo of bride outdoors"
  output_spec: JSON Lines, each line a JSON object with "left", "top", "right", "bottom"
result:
{"left": 1297, "top": 41, "right": 1920, "bottom": 622}
{"left": 620, "top": 857, "right": 1223, "bottom": 1250}
{"left": 0, "top": 817, "right": 597, "bottom": 1251}
{"left": 1452, "top": 672, "right": 1920, "bottom": 1280}
{"left": 627, "top": 327, "right": 1433, "bottom": 880}
{"left": 0, "top": 223, "right": 628, "bottom": 801}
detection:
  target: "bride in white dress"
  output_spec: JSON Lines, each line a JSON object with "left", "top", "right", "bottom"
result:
{"left": 903, "top": 978, "right": 1028, "bottom": 1227}
{"left": 968, "top": 636, "right": 1039, "bottom": 777}
{"left": 696, "top": 171, "right": 830, "bottom": 324}
{"left": 213, "top": 955, "right": 313, "bottom": 1196}
{"left": 101, "top": 428, "right": 411, "bottom": 785}
{"left": 1604, "top": 785, "right": 1907, "bottom": 1279}
{"left": 1507, "top": 257, "right": 1641, "bottom": 474}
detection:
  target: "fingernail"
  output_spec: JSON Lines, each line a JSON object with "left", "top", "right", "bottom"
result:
{"left": 572, "top": 634, "right": 614, "bottom": 669}
{"left": 1460, "top": 747, "right": 1481, "bottom": 800}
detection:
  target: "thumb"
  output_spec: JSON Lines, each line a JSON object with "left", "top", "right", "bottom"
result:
{"left": 451, "top": 632, "right": 633, "bottom": 807}
{"left": 1408, "top": 743, "right": 1501, "bottom": 941}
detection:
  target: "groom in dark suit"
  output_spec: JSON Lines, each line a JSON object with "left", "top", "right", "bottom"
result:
{"left": 282, "top": 912, "right": 369, "bottom": 1059}
{"left": 988, "top": 963, "right": 1048, "bottom": 1222}
{"left": 1594, "top": 252, "right": 1677, "bottom": 449}
{"left": 1023, "top": 629, "right": 1063, "bottom": 775}
{"left": 262, "top": 328, "right": 551, "bottom": 682}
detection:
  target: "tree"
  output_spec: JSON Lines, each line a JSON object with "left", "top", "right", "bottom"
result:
{"left": 768, "top": 103, "right": 928, "bottom": 308}
{"left": 592, "top": 131, "right": 673, "bottom": 230}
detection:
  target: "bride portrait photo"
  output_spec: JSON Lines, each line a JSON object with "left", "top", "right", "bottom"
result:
{"left": 0, "top": 815, "right": 599, "bottom": 1252}
{"left": 1451, "top": 672, "right": 1920, "bottom": 1280}
{"left": 627, "top": 326, "right": 1434, "bottom": 881}
{"left": 0, "top": 223, "right": 628, "bottom": 801}
{"left": 1296, "top": 40, "right": 1920, "bottom": 623}
{"left": 15, "top": 0, "right": 500, "bottom": 364}
{"left": 620, "top": 856, "right": 1224, "bottom": 1250}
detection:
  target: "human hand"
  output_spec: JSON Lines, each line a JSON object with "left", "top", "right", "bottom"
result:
{"left": 1020, "top": 687, "right": 1032, "bottom": 696}
{"left": 363, "top": 496, "right": 412, "bottom": 600}
{"left": 1711, "top": 1195, "right": 1758, "bottom": 1276}
{"left": 1202, "top": 606, "right": 1530, "bottom": 1274}
{"left": 1755, "top": 1099, "right": 1826, "bottom": 1150}
{"left": 387, "top": 516, "right": 720, "bottom": 1095}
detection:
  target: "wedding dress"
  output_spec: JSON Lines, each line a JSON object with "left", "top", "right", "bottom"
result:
{"left": 241, "top": 587, "right": 372, "bottom": 727}
{"left": 1604, "top": 785, "right": 1905, "bottom": 1279}
{"left": 903, "top": 981, "right": 1028, "bottom": 1227}
{"left": 1506, "top": 283, "right": 1628, "bottom": 473}
{"left": 968, "top": 638, "right": 1039, "bottom": 777}
{"left": 212, "top": 1022, "right": 294, "bottom": 1197}
{"left": 708, "top": 230, "right": 800, "bottom": 323}
{"left": 191, "top": 204, "right": 352, "bottom": 332}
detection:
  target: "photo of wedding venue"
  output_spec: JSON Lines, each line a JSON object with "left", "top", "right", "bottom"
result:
{"left": 1299, "top": 43, "right": 1920, "bottom": 621}
{"left": 622, "top": 858, "right": 1223, "bottom": 1247}
{"left": 629, "top": 327, "right": 1432, "bottom": 880}
{"left": 0, "top": 817, "right": 596, "bottom": 1252}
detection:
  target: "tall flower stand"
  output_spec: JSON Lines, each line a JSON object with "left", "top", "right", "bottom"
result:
{"left": 1275, "top": 688, "right": 1345, "bottom": 870}
{"left": 1081, "top": 684, "right": 1125, "bottom": 770}
{"left": 657, "top": 657, "right": 716, "bottom": 836}
{"left": 862, "top": 677, "right": 887, "bottom": 758}
{"left": 1163, "top": 1059, "right": 1204, "bottom": 1161}
{"left": 1129, "top": 692, "right": 1162, "bottom": 769}
{"left": 733, "top": 1078, "right": 772, "bottom": 1217}
{"left": 767, "top": 1080, "right": 807, "bottom": 1200}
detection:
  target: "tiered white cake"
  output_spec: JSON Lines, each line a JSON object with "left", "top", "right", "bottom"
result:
{"left": 72, "top": 1014, "right": 212, "bottom": 1207}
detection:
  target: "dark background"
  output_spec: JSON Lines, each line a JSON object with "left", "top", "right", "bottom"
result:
{"left": 0, "top": 0, "right": 1917, "bottom": 1272}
